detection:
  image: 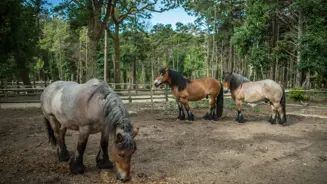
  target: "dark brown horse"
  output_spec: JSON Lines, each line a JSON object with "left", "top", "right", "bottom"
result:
{"left": 41, "top": 79, "right": 138, "bottom": 182}
{"left": 222, "top": 72, "right": 286, "bottom": 124}
{"left": 154, "top": 67, "right": 224, "bottom": 121}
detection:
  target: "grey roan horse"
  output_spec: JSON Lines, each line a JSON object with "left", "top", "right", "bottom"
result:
{"left": 41, "top": 79, "right": 138, "bottom": 182}
{"left": 222, "top": 72, "right": 286, "bottom": 124}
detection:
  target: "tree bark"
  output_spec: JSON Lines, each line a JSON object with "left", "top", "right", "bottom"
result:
{"left": 104, "top": 29, "right": 108, "bottom": 82}
{"left": 113, "top": 24, "right": 121, "bottom": 89}
{"left": 296, "top": 8, "right": 304, "bottom": 87}
{"left": 229, "top": 38, "right": 234, "bottom": 72}
{"left": 15, "top": 47, "right": 31, "bottom": 85}
{"left": 133, "top": 57, "right": 137, "bottom": 89}
{"left": 83, "top": 0, "right": 112, "bottom": 80}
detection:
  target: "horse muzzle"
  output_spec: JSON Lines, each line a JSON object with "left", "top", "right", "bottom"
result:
{"left": 153, "top": 81, "right": 161, "bottom": 88}
{"left": 223, "top": 88, "right": 229, "bottom": 93}
{"left": 116, "top": 173, "right": 130, "bottom": 182}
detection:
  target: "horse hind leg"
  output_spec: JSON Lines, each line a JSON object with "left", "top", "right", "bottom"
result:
{"left": 96, "top": 129, "right": 114, "bottom": 170}
{"left": 235, "top": 99, "right": 245, "bottom": 123}
{"left": 203, "top": 96, "right": 217, "bottom": 121}
{"left": 48, "top": 116, "right": 70, "bottom": 162}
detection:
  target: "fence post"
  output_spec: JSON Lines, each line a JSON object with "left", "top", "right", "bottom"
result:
{"left": 165, "top": 85, "right": 168, "bottom": 102}
{"left": 150, "top": 84, "right": 154, "bottom": 109}
{"left": 128, "top": 84, "right": 132, "bottom": 103}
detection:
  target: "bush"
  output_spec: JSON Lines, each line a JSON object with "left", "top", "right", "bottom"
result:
{"left": 289, "top": 88, "right": 309, "bottom": 101}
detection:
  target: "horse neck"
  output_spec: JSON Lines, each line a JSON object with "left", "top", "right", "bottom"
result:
{"left": 230, "top": 74, "right": 248, "bottom": 92}
{"left": 167, "top": 70, "right": 190, "bottom": 90}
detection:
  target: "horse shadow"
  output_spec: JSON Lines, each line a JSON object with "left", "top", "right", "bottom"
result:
{"left": 219, "top": 113, "right": 305, "bottom": 127}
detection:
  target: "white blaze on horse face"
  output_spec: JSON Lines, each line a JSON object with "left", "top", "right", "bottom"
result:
{"left": 154, "top": 75, "right": 163, "bottom": 87}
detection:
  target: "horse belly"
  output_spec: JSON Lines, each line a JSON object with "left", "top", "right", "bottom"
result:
{"left": 57, "top": 118, "right": 80, "bottom": 131}
{"left": 244, "top": 91, "right": 264, "bottom": 103}
{"left": 186, "top": 84, "right": 206, "bottom": 101}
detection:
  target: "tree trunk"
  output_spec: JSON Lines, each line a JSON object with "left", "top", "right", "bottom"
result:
{"left": 15, "top": 48, "right": 31, "bottom": 85}
{"left": 133, "top": 57, "right": 137, "bottom": 89}
{"left": 283, "top": 64, "right": 287, "bottom": 88}
{"left": 151, "top": 59, "right": 154, "bottom": 84}
{"left": 302, "top": 71, "right": 311, "bottom": 89}
{"left": 104, "top": 29, "right": 108, "bottom": 82}
{"left": 220, "top": 40, "right": 224, "bottom": 79}
{"left": 79, "top": 39, "right": 82, "bottom": 83}
{"left": 296, "top": 8, "right": 304, "bottom": 87}
{"left": 229, "top": 38, "right": 234, "bottom": 72}
{"left": 205, "top": 33, "right": 210, "bottom": 77}
{"left": 113, "top": 24, "right": 121, "bottom": 89}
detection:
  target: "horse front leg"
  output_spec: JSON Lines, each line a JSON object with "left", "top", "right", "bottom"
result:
{"left": 176, "top": 100, "right": 185, "bottom": 120}
{"left": 274, "top": 102, "right": 285, "bottom": 125}
{"left": 268, "top": 104, "right": 277, "bottom": 124}
{"left": 70, "top": 129, "right": 89, "bottom": 174}
{"left": 235, "top": 99, "right": 245, "bottom": 123}
{"left": 49, "top": 116, "right": 70, "bottom": 162}
{"left": 96, "top": 129, "right": 114, "bottom": 170}
{"left": 180, "top": 98, "right": 194, "bottom": 121}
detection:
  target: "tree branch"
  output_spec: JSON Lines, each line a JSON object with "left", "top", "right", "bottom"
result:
{"left": 118, "top": 7, "right": 134, "bottom": 23}
{"left": 105, "top": 27, "right": 115, "bottom": 40}
{"left": 72, "top": 0, "right": 83, "bottom": 7}
{"left": 99, "top": 0, "right": 113, "bottom": 37}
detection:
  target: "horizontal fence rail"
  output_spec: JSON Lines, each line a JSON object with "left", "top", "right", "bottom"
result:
{"left": 1, "top": 82, "right": 327, "bottom": 105}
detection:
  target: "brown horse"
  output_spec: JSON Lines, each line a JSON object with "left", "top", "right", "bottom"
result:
{"left": 222, "top": 72, "right": 286, "bottom": 124}
{"left": 153, "top": 67, "right": 224, "bottom": 121}
{"left": 41, "top": 79, "right": 138, "bottom": 182}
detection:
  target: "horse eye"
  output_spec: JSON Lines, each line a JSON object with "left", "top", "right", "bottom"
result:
{"left": 118, "top": 153, "right": 125, "bottom": 158}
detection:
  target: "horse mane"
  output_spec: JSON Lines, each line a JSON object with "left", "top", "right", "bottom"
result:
{"left": 87, "top": 79, "right": 135, "bottom": 148}
{"left": 230, "top": 73, "right": 250, "bottom": 90}
{"left": 166, "top": 69, "right": 190, "bottom": 91}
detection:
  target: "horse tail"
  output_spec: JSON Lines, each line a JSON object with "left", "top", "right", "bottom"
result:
{"left": 216, "top": 82, "right": 224, "bottom": 118}
{"left": 44, "top": 117, "right": 56, "bottom": 146}
{"left": 280, "top": 87, "right": 287, "bottom": 122}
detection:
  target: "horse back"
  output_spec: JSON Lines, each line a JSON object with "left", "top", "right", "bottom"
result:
{"left": 41, "top": 79, "right": 104, "bottom": 127}
{"left": 241, "top": 79, "right": 283, "bottom": 102}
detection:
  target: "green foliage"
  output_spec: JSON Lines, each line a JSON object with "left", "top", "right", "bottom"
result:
{"left": 289, "top": 88, "right": 309, "bottom": 101}
{"left": 184, "top": 46, "right": 205, "bottom": 77}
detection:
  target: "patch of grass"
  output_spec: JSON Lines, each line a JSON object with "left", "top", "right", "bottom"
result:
{"left": 254, "top": 107, "right": 261, "bottom": 113}
{"left": 224, "top": 99, "right": 236, "bottom": 110}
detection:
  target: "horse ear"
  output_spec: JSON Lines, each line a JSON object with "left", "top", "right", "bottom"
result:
{"left": 132, "top": 127, "right": 139, "bottom": 138}
{"left": 116, "top": 133, "right": 124, "bottom": 143}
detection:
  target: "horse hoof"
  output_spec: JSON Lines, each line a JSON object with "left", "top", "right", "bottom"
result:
{"left": 179, "top": 115, "right": 186, "bottom": 120}
{"left": 59, "top": 154, "right": 70, "bottom": 162}
{"left": 96, "top": 159, "right": 114, "bottom": 170}
{"left": 69, "top": 164, "right": 85, "bottom": 174}
{"left": 58, "top": 150, "right": 70, "bottom": 162}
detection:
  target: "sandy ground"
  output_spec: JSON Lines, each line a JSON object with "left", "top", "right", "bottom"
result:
{"left": 0, "top": 102, "right": 327, "bottom": 184}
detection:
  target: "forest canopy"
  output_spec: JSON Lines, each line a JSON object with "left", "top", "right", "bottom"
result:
{"left": 1, "top": 0, "right": 326, "bottom": 89}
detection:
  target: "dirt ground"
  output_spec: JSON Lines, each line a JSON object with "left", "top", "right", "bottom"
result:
{"left": 1, "top": 102, "right": 327, "bottom": 184}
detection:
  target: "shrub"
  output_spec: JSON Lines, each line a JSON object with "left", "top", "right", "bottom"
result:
{"left": 289, "top": 88, "right": 309, "bottom": 101}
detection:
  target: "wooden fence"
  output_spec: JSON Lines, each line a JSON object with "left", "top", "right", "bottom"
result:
{"left": 0, "top": 83, "right": 175, "bottom": 104}
{"left": 1, "top": 81, "right": 327, "bottom": 104}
